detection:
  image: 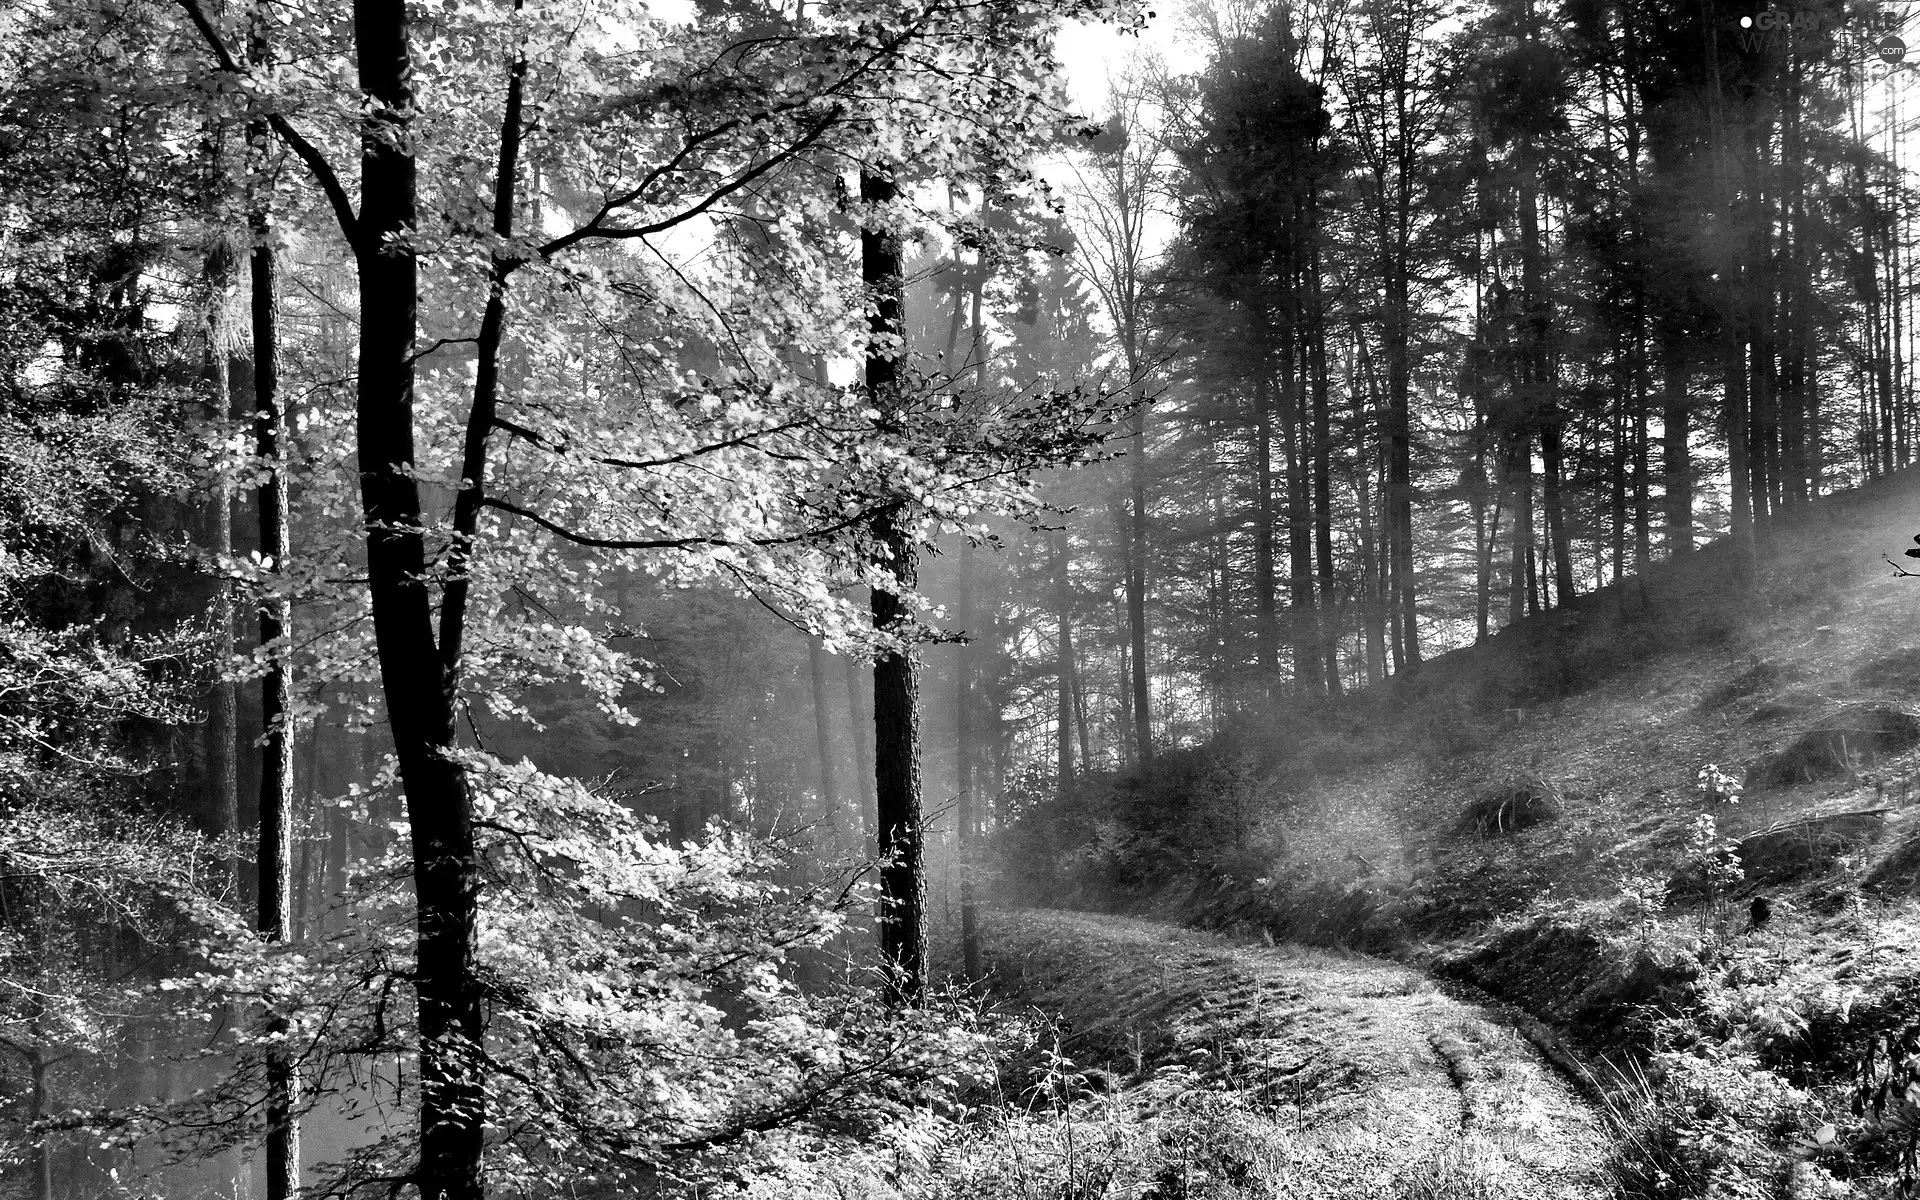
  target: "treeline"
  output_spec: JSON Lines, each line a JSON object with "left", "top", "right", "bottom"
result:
{"left": 984, "top": 0, "right": 1920, "bottom": 779}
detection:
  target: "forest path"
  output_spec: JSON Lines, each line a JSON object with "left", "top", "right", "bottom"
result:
{"left": 980, "top": 909, "right": 1610, "bottom": 1198}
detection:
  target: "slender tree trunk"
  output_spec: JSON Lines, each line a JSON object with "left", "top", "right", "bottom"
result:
{"left": 807, "top": 636, "right": 844, "bottom": 845}
{"left": 1282, "top": 326, "right": 1317, "bottom": 694}
{"left": 1252, "top": 350, "right": 1280, "bottom": 697}
{"left": 203, "top": 237, "right": 241, "bottom": 864}
{"left": 1251, "top": 341, "right": 1282, "bottom": 698}
{"left": 1519, "top": 165, "right": 1573, "bottom": 608}
{"left": 29, "top": 1046, "right": 52, "bottom": 1200}
{"left": 1705, "top": 0, "right": 1755, "bottom": 584}
{"left": 1385, "top": 273, "right": 1418, "bottom": 664}
{"left": 1663, "top": 344, "right": 1692, "bottom": 553}
{"left": 1053, "top": 527, "right": 1075, "bottom": 808}
{"left": 844, "top": 653, "right": 875, "bottom": 816}
{"left": 1126, "top": 399, "right": 1153, "bottom": 762}
{"left": 953, "top": 540, "right": 980, "bottom": 980}
{"left": 1508, "top": 435, "right": 1532, "bottom": 626}
{"left": 1354, "top": 336, "right": 1388, "bottom": 678}
{"left": 1747, "top": 122, "right": 1777, "bottom": 546}
{"left": 862, "top": 168, "right": 926, "bottom": 1004}
{"left": 248, "top": 113, "right": 300, "bottom": 1200}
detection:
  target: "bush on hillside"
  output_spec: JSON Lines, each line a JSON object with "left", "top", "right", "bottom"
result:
{"left": 1748, "top": 704, "right": 1920, "bottom": 787}
{"left": 1455, "top": 779, "right": 1561, "bottom": 838}
{"left": 995, "top": 747, "right": 1281, "bottom": 903}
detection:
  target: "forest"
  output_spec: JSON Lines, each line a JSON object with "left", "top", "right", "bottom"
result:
{"left": 7, "top": 0, "right": 1920, "bottom": 1193}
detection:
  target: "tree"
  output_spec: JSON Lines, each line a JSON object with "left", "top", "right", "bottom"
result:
{"left": 156, "top": 0, "right": 1139, "bottom": 1187}
{"left": 1067, "top": 78, "right": 1168, "bottom": 760}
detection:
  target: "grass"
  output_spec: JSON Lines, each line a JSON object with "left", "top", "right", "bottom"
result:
{"left": 972, "top": 471, "right": 1920, "bottom": 1197}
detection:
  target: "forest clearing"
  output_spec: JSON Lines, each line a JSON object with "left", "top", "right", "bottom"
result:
{"left": 10, "top": 0, "right": 1920, "bottom": 1194}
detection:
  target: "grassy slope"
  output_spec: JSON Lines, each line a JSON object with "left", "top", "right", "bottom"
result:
{"left": 1147, "top": 467, "right": 1920, "bottom": 1196}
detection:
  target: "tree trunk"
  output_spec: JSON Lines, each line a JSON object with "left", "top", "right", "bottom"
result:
{"left": 1252, "top": 352, "right": 1280, "bottom": 696}
{"left": 1309, "top": 225, "right": 1340, "bottom": 697}
{"left": 1705, "top": 3, "right": 1755, "bottom": 584}
{"left": 1519, "top": 165, "right": 1573, "bottom": 608}
{"left": 248, "top": 120, "right": 300, "bottom": 1200}
{"left": 1052, "top": 527, "right": 1075, "bottom": 808}
{"left": 862, "top": 168, "right": 926, "bottom": 1004}
{"left": 1662, "top": 344, "right": 1692, "bottom": 553}
{"left": 953, "top": 540, "right": 980, "bottom": 980}
{"left": 1126, "top": 402, "right": 1153, "bottom": 762}
{"left": 1385, "top": 224, "right": 1420, "bottom": 666}
{"left": 844, "top": 652, "right": 875, "bottom": 818}
{"left": 203, "top": 237, "right": 241, "bottom": 865}
{"left": 1280, "top": 321, "right": 1318, "bottom": 696}
{"left": 1508, "top": 434, "right": 1532, "bottom": 626}
{"left": 807, "top": 636, "right": 844, "bottom": 846}
{"left": 353, "top": 1, "right": 485, "bottom": 1193}
{"left": 29, "top": 1046, "right": 52, "bottom": 1200}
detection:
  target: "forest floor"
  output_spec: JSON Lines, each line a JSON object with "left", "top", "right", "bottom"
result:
{"left": 958, "top": 469, "right": 1920, "bottom": 1196}
{"left": 897, "top": 909, "right": 1610, "bottom": 1199}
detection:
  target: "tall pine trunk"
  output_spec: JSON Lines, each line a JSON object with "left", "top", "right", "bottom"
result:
{"left": 1252, "top": 349, "right": 1280, "bottom": 696}
{"left": 1126, "top": 398, "right": 1153, "bottom": 761}
{"left": 1662, "top": 344, "right": 1692, "bottom": 553}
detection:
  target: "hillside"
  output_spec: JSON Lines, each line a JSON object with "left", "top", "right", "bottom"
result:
{"left": 986, "top": 468, "right": 1920, "bottom": 1198}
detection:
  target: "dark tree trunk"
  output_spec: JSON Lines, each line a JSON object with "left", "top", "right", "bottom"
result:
{"left": 203, "top": 237, "right": 240, "bottom": 863}
{"left": 1662, "top": 344, "right": 1692, "bottom": 553}
{"left": 247, "top": 122, "right": 299, "bottom": 1200}
{"left": 862, "top": 169, "right": 926, "bottom": 1004}
{"left": 352, "top": 1, "right": 485, "bottom": 1194}
{"left": 1282, "top": 327, "right": 1317, "bottom": 695}
{"left": 1252, "top": 355, "right": 1280, "bottom": 695}
{"left": 1705, "top": 9, "right": 1755, "bottom": 584}
{"left": 1309, "top": 227, "right": 1340, "bottom": 697}
{"left": 1519, "top": 168, "right": 1573, "bottom": 608}
{"left": 1508, "top": 434, "right": 1532, "bottom": 626}
{"left": 29, "top": 1046, "right": 51, "bottom": 1200}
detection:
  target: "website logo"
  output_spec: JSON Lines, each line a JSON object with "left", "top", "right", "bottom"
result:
{"left": 1733, "top": 6, "right": 1908, "bottom": 60}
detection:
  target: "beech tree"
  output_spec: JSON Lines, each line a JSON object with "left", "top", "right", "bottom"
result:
{"left": 115, "top": 0, "right": 1146, "bottom": 1191}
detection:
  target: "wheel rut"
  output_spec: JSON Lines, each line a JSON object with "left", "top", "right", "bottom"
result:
{"left": 982, "top": 908, "right": 1610, "bottom": 1198}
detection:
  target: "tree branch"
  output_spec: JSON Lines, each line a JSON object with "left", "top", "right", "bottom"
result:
{"left": 172, "top": 0, "right": 363, "bottom": 247}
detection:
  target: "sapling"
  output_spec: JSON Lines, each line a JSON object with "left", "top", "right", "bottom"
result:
{"left": 1685, "top": 813, "right": 1745, "bottom": 939}
{"left": 1696, "top": 764, "right": 1743, "bottom": 806}
{"left": 1617, "top": 875, "right": 1667, "bottom": 945}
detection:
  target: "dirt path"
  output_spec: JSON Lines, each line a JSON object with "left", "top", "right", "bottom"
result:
{"left": 981, "top": 909, "right": 1610, "bottom": 1198}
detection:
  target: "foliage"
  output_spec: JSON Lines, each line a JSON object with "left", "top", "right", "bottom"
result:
{"left": 95, "top": 756, "right": 996, "bottom": 1194}
{"left": 1853, "top": 1019, "right": 1920, "bottom": 1197}
{"left": 1694, "top": 765, "right": 1742, "bottom": 807}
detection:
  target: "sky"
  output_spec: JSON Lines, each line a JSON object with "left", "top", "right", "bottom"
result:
{"left": 1055, "top": 10, "right": 1205, "bottom": 114}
